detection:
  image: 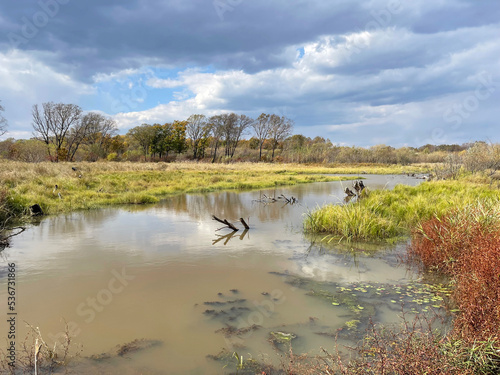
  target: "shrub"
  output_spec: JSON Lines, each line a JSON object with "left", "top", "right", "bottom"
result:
{"left": 410, "top": 202, "right": 500, "bottom": 367}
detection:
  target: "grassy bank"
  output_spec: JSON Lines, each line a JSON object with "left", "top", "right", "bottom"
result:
{"left": 305, "top": 178, "right": 500, "bottom": 242}
{"left": 0, "top": 161, "right": 420, "bottom": 219}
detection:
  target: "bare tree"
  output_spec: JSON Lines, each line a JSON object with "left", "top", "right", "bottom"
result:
{"left": 0, "top": 101, "right": 8, "bottom": 137}
{"left": 32, "top": 102, "right": 83, "bottom": 161}
{"left": 220, "top": 113, "right": 239, "bottom": 158}
{"left": 72, "top": 113, "right": 118, "bottom": 161}
{"left": 269, "top": 115, "right": 293, "bottom": 161}
{"left": 228, "top": 114, "right": 253, "bottom": 158}
{"left": 186, "top": 114, "right": 210, "bottom": 159}
{"left": 208, "top": 115, "right": 225, "bottom": 163}
{"left": 252, "top": 113, "right": 272, "bottom": 161}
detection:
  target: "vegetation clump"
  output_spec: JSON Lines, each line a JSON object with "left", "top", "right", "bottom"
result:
{"left": 305, "top": 178, "right": 500, "bottom": 242}
{"left": 410, "top": 203, "right": 500, "bottom": 345}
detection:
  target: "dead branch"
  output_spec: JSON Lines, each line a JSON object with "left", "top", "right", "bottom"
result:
{"left": 239, "top": 218, "right": 250, "bottom": 230}
{"left": 280, "top": 194, "right": 291, "bottom": 203}
{"left": 212, "top": 215, "right": 239, "bottom": 231}
{"left": 345, "top": 187, "right": 356, "bottom": 196}
{"left": 3, "top": 227, "right": 26, "bottom": 240}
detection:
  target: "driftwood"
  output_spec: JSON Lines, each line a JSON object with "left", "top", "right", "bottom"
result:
{"left": 1, "top": 227, "right": 26, "bottom": 247}
{"left": 345, "top": 187, "right": 356, "bottom": 197}
{"left": 253, "top": 193, "right": 297, "bottom": 205}
{"left": 253, "top": 194, "right": 277, "bottom": 203}
{"left": 240, "top": 218, "right": 250, "bottom": 230}
{"left": 352, "top": 180, "right": 366, "bottom": 195}
{"left": 212, "top": 215, "right": 239, "bottom": 231}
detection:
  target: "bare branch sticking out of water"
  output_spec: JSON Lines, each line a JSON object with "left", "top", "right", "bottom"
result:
{"left": 212, "top": 215, "right": 239, "bottom": 231}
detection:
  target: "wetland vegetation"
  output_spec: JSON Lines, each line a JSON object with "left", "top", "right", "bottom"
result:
{"left": 1, "top": 140, "right": 499, "bottom": 374}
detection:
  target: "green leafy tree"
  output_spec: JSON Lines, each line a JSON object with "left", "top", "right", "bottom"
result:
{"left": 127, "top": 124, "right": 156, "bottom": 158}
{"left": 171, "top": 120, "right": 188, "bottom": 154}
{"left": 150, "top": 123, "right": 174, "bottom": 159}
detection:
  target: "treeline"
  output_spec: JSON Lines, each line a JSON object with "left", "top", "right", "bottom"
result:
{"left": 0, "top": 102, "right": 498, "bottom": 167}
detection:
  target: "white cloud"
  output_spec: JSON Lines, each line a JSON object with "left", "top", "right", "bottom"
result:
{"left": 0, "top": 50, "right": 94, "bottom": 135}
{"left": 106, "top": 23, "right": 499, "bottom": 146}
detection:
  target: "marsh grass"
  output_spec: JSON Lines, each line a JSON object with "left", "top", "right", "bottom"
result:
{"left": 305, "top": 180, "right": 500, "bottom": 242}
{"left": 1, "top": 161, "right": 388, "bottom": 218}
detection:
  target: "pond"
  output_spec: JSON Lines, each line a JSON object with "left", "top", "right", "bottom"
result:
{"left": 1, "top": 174, "right": 441, "bottom": 374}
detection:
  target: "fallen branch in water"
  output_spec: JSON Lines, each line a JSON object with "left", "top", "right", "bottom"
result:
{"left": 240, "top": 218, "right": 250, "bottom": 230}
{"left": 212, "top": 215, "right": 239, "bottom": 231}
{"left": 253, "top": 193, "right": 298, "bottom": 205}
{"left": 0, "top": 226, "right": 26, "bottom": 247}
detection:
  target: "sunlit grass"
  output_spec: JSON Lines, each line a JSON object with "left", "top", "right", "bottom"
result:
{"left": 305, "top": 179, "right": 500, "bottom": 241}
{"left": 0, "top": 160, "right": 397, "bottom": 216}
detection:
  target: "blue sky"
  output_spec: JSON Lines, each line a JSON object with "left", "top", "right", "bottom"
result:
{"left": 0, "top": 0, "right": 499, "bottom": 146}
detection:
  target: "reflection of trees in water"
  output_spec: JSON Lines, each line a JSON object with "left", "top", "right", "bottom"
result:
{"left": 156, "top": 176, "right": 418, "bottom": 230}
{"left": 161, "top": 189, "right": 304, "bottom": 224}
{"left": 46, "top": 209, "right": 121, "bottom": 238}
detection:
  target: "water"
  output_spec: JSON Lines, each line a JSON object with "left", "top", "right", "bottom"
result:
{"left": 0, "top": 175, "right": 428, "bottom": 374}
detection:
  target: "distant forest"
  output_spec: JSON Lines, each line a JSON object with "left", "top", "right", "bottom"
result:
{"left": 0, "top": 102, "right": 498, "bottom": 168}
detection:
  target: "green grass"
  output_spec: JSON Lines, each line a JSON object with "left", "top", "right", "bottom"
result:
{"left": 305, "top": 179, "right": 500, "bottom": 242}
{"left": 0, "top": 161, "right": 377, "bottom": 218}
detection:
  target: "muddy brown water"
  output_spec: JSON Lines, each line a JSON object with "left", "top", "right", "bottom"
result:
{"left": 1, "top": 175, "right": 432, "bottom": 374}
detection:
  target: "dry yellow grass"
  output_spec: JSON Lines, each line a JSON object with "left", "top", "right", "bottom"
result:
{"left": 1, "top": 161, "right": 377, "bottom": 217}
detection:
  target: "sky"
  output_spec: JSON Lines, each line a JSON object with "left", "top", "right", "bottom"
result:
{"left": 0, "top": 0, "right": 499, "bottom": 147}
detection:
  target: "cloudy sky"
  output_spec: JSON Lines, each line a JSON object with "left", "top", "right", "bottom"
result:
{"left": 0, "top": 0, "right": 498, "bottom": 146}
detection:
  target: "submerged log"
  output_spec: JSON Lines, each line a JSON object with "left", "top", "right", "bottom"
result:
{"left": 212, "top": 215, "right": 239, "bottom": 231}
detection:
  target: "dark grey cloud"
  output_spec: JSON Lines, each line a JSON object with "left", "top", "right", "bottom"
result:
{"left": 2, "top": 0, "right": 497, "bottom": 81}
{"left": 0, "top": 0, "right": 499, "bottom": 145}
